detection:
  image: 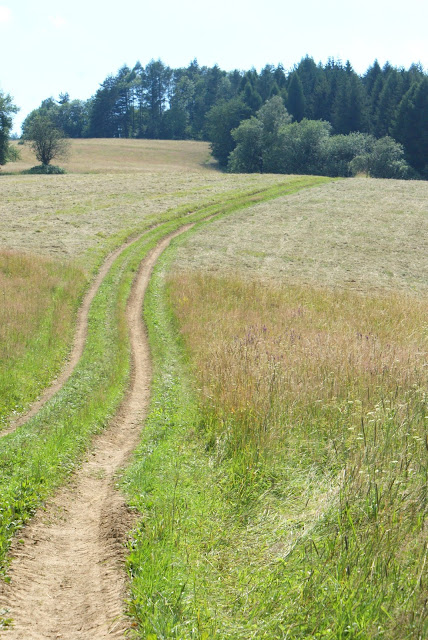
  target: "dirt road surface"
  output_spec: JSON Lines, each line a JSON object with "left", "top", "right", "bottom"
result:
{"left": 0, "top": 227, "right": 191, "bottom": 639}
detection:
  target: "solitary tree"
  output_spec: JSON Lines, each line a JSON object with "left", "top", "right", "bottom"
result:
{"left": 23, "top": 114, "right": 70, "bottom": 166}
{"left": 0, "top": 90, "right": 19, "bottom": 167}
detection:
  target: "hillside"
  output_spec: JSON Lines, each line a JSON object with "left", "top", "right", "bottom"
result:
{"left": 0, "top": 139, "right": 426, "bottom": 638}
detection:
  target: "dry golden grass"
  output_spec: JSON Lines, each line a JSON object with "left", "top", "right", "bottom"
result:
{"left": 0, "top": 251, "right": 81, "bottom": 360}
{"left": 8, "top": 138, "right": 214, "bottom": 174}
{"left": 169, "top": 273, "right": 427, "bottom": 454}
{"left": 0, "top": 250, "right": 85, "bottom": 424}
{"left": 172, "top": 177, "right": 428, "bottom": 293}
{"left": 164, "top": 270, "right": 427, "bottom": 639}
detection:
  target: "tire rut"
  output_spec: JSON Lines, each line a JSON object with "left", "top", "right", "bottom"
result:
{"left": 0, "top": 225, "right": 192, "bottom": 639}
{"left": 2, "top": 232, "right": 144, "bottom": 439}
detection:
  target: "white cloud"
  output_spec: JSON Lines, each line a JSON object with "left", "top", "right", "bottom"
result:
{"left": 49, "top": 15, "right": 66, "bottom": 29}
{"left": 0, "top": 6, "right": 12, "bottom": 23}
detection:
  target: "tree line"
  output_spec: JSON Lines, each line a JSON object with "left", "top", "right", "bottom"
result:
{"left": 2, "top": 56, "right": 428, "bottom": 177}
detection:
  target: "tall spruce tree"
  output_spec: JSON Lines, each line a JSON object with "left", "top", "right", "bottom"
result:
{"left": 287, "top": 72, "right": 305, "bottom": 122}
{"left": 294, "top": 56, "right": 323, "bottom": 119}
{"left": 374, "top": 68, "right": 405, "bottom": 137}
{"left": 393, "top": 77, "right": 428, "bottom": 175}
{"left": 241, "top": 78, "right": 263, "bottom": 113}
{"left": 332, "top": 64, "right": 368, "bottom": 134}
{"left": 89, "top": 75, "right": 121, "bottom": 137}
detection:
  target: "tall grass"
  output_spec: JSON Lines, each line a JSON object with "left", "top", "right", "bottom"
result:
{"left": 170, "top": 275, "right": 427, "bottom": 465}
{"left": 123, "top": 266, "right": 426, "bottom": 638}
{"left": 0, "top": 250, "right": 85, "bottom": 428}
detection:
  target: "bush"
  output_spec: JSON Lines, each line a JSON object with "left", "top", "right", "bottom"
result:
{"left": 322, "top": 132, "right": 374, "bottom": 177}
{"left": 23, "top": 164, "right": 66, "bottom": 175}
{"left": 228, "top": 102, "right": 415, "bottom": 180}
{"left": 350, "top": 136, "right": 411, "bottom": 179}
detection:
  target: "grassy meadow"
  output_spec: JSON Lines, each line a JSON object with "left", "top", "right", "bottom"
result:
{"left": 7, "top": 138, "right": 215, "bottom": 174}
{"left": 0, "top": 251, "right": 85, "bottom": 427}
{"left": 1, "top": 138, "right": 426, "bottom": 638}
{"left": 124, "top": 178, "right": 427, "bottom": 638}
{"left": 0, "top": 138, "right": 325, "bottom": 586}
{"left": 1, "top": 139, "right": 300, "bottom": 270}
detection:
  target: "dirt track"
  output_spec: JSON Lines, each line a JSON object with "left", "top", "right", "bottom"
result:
{"left": 0, "top": 227, "right": 191, "bottom": 639}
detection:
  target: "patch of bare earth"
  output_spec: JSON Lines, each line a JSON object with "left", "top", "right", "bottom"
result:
{"left": 0, "top": 228, "right": 190, "bottom": 639}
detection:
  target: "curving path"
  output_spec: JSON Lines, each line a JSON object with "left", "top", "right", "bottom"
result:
{"left": 0, "top": 226, "right": 192, "bottom": 639}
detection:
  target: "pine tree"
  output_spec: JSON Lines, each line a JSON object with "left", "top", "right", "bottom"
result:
{"left": 332, "top": 65, "right": 368, "bottom": 134}
{"left": 363, "top": 60, "right": 382, "bottom": 95}
{"left": 374, "top": 69, "right": 404, "bottom": 137}
{"left": 348, "top": 73, "right": 369, "bottom": 132}
{"left": 393, "top": 77, "right": 428, "bottom": 174}
{"left": 242, "top": 79, "right": 263, "bottom": 113}
{"left": 257, "top": 65, "right": 277, "bottom": 101}
{"left": 143, "top": 60, "right": 172, "bottom": 138}
{"left": 287, "top": 73, "right": 305, "bottom": 122}
{"left": 294, "top": 56, "right": 322, "bottom": 119}
{"left": 88, "top": 76, "right": 120, "bottom": 137}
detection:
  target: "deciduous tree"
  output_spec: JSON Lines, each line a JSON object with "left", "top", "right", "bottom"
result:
{"left": 23, "top": 115, "right": 70, "bottom": 166}
{"left": 0, "top": 90, "right": 19, "bottom": 166}
{"left": 206, "top": 98, "right": 251, "bottom": 167}
{"left": 350, "top": 136, "right": 410, "bottom": 178}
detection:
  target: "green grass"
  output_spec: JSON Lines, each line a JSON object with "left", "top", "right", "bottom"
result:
{"left": 0, "top": 251, "right": 86, "bottom": 429}
{"left": 122, "top": 238, "right": 225, "bottom": 639}
{"left": 0, "top": 177, "right": 325, "bottom": 576}
{"left": 122, "top": 219, "right": 427, "bottom": 638}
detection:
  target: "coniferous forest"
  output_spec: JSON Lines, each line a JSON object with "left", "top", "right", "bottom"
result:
{"left": 20, "top": 57, "right": 428, "bottom": 178}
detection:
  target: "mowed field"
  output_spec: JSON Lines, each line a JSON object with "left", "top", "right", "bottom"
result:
{"left": 2, "top": 139, "right": 288, "bottom": 264}
{"left": 0, "top": 139, "right": 427, "bottom": 639}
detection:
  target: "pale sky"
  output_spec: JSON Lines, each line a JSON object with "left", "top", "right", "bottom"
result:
{"left": 1, "top": 0, "right": 427, "bottom": 133}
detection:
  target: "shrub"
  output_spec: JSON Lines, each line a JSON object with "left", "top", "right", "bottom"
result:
{"left": 24, "top": 164, "right": 66, "bottom": 174}
{"left": 350, "top": 136, "right": 411, "bottom": 179}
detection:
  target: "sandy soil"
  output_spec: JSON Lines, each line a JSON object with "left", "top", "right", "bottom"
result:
{"left": 0, "top": 226, "right": 191, "bottom": 639}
